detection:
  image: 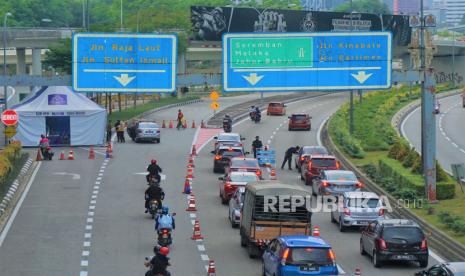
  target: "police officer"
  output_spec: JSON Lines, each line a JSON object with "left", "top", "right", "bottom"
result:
{"left": 252, "top": 136, "right": 263, "bottom": 159}
{"left": 281, "top": 146, "right": 300, "bottom": 170}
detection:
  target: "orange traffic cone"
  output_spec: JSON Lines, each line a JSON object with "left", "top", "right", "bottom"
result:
{"left": 270, "top": 168, "right": 277, "bottom": 180}
{"left": 187, "top": 167, "right": 194, "bottom": 179}
{"left": 354, "top": 267, "right": 361, "bottom": 276}
{"left": 186, "top": 195, "right": 197, "bottom": 211}
{"left": 183, "top": 120, "right": 188, "bottom": 129}
{"left": 191, "top": 120, "right": 196, "bottom": 128}
{"left": 89, "top": 146, "right": 95, "bottom": 159}
{"left": 183, "top": 178, "right": 191, "bottom": 194}
{"left": 312, "top": 226, "right": 320, "bottom": 237}
{"left": 188, "top": 155, "right": 195, "bottom": 168}
{"left": 59, "top": 151, "right": 65, "bottom": 160}
{"left": 162, "top": 120, "right": 166, "bottom": 128}
{"left": 68, "top": 149, "right": 75, "bottom": 160}
{"left": 169, "top": 120, "right": 173, "bottom": 128}
{"left": 191, "top": 220, "right": 203, "bottom": 240}
{"left": 201, "top": 120, "right": 206, "bottom": 128}
{"left": 207, "top": 260, "right": 216, "bottom": 276}
{"left": 36, "top": 148, "right": 43, "bottom": 161}
{"left": 191, "top": 145, "right": 197, "bottom": 156}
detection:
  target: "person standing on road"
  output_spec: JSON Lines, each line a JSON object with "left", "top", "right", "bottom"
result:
{"left": 281, "top": 145, "right": 300, "bottom": 170}
{"left": 114, "top": 120, "right": 121, "bottom": 142}
{"left": 39, "top": 134, "right": 49, "bottom": 157}
{"left": 116, "top": 121, "right": 125, "bottom": 143}
{"left": 176, "top": 109, "right": 184, "bottom": 130}
{"left": 252, "top": 136, "right": 263, "bottom": 159}
{"left": 106, "top": 120, "right": 112, "bottom": 143}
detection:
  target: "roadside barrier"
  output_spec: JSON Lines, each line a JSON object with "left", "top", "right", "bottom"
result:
{"left": 191, "top": 220, "right": 204, "bottom": 240}
{"left": 270, "top": 168, "right": 277, "bottom": 180}
{"left": 188, "top": 155, "right": 195, "bottom": 168}
{"left": 187, "top": 167, "right": 194, "bottom": 179}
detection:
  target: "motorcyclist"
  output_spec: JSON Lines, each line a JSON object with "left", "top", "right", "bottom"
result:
{"left": 249, "top": 105, "right": 255, "bottom": 119}
{"left": 252, "top": 136, "right": 263, "bottom": 159}
{"left": 145, "top": 182, "right": 164, "bottom": 213}
{"left": 145, "top": 245, "right": 171, "bottom": 276}
{"left": 254, "top": 106, "right": 261, "bottom": 122}
{"left": 147, "top": 159, "right": 163, "bottom": 183}
{"left": 223, "top": 114, "right": 232, "bottom": 132}
{"left": 155, "top": 206, "right": 175, "bottom": 233}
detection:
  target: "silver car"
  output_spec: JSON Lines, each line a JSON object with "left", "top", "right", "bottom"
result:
{"left": 312, "top": 170, "right": 361, "bottom": 197}
{"left": 331, "top": 191, "right": 385, "bottom": 232}
{"left": 134, "top": 122, "right": 161, "bottom": 143}
{"left": 228, "top": 186, "right": 245, "bottom": 228}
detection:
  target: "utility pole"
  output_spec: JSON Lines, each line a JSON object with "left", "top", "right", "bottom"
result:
{"left": 3, "top": 12, "right": 12, "bottom": 146}
{"left": 349, "top": 0, "right": 355, "bottom": 134}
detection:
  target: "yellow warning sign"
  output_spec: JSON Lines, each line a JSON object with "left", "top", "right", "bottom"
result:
{"left": 210, "top": 91, "right": 219, "bottom": 101}
{"left": 4, "top": 126, "right": 16, "bottom": 138}
{"left": 210, "top": 101, "right": 220, "bottom": 110}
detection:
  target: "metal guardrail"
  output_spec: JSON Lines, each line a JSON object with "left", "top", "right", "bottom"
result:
{"left": 321, "top": 120, "right": 465, "bottom": 262}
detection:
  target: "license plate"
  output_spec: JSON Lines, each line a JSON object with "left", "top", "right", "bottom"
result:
{"left": 300, "top": 265, "right": 317, "bottom": 271}
{"left": 146, "top": 130, "right": 154, "bottom": 133}
{"left": 393, "top": 255, "right": 413, "bottom": 260}
{"left": 358, "top": 221, "right": 369, "bottom": 225}
{"left": 238, "top": 169, "right": 247, "bottom": 172}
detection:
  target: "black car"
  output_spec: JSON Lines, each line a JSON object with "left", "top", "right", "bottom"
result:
{"left": 360, "top": 219, "right": 428, "bottom": 268}
{"left": 212, "top": 146, "right": 247, "bottom": 173}
{"left": 416, "top": 262, "right": 465, "bottom": 276}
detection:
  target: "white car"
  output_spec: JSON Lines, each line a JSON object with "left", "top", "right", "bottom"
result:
{"left": 214, "top": 132, "right": 244, "bottom": 150}
{"left": 228, "top": 186, "right": 245, "bottom": 228}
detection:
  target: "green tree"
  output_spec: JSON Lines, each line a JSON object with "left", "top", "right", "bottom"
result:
{"left": 43, "top": 38, "right": 72, "bottom": 74}
{"left": 333, "top": 0, "right": 391, "bottom": 14}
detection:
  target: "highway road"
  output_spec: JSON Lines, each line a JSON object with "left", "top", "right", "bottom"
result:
{"left": 402, "top": 94, "right": 465, "bottom": 174}
{"left": 0, "top": 92, "right": 441, "bottom": 276}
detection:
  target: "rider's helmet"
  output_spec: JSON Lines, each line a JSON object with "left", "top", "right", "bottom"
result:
{"left": 159, "top": 247, "right": 170, "bottom": 256}
{"left": 151, "top": 159, "right": 157, "bottom": 165}
{"left": 161, "top": 206, "right": 169, "bottom": 214}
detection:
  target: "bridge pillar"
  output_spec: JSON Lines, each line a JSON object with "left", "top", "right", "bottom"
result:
{"left": 16, "top": 48, "right": 26, "bottom": 75}
{"left": 32, "top": 48, "right": 42, "bottom": 76}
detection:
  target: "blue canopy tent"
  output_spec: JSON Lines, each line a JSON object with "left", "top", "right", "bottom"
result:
{"left": 11, "top": 86, "right": 106, "bottom": 147}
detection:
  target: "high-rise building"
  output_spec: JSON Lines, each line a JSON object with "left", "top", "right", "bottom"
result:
{"left": 391, "top": 0, "right": 420, "bottom": 15}
{"left": 444, "top": 0, "right": 465, "bottom": 25}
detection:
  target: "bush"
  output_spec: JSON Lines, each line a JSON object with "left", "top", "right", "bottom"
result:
{"left": 402, "top": 148, "right": 418, "bottom": 168}
{"left": 392, "top": 187, "right": 417, "bottom": 201}
{"left": 328, "top": 111, "right": 366, "bottom": 158}
{"left": 361, "top": 164, "right": 377, "bottom": 179}
{"left": 436, "top": 160, "right": 449, "bottom": 182}
{"left": 411, "top": 154, "right": 423, "bottom": 174}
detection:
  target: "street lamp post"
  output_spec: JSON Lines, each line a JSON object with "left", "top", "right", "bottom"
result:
{"left": 3, "top": 12, "right": 12, "bottom": 146}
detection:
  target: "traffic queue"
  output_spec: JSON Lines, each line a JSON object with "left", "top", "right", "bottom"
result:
{"left": 210, "top": 101, "right": 431, "bottom": 275}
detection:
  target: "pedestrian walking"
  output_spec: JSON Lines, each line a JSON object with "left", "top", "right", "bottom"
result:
{"left": 176, "top": 109, "right": 184, "bottom": 130}
{"left": 106, "top": 120, "right": 112, "bottom": 143}
{"left": 281, "top": 145, "right": 300, "bottom": 170}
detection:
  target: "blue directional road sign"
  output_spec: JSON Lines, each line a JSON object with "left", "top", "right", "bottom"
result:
{"left": 223, "top": 32, "right": 391, "bottom": 92}
{"left": 257, "top": 149, "right": 276, "bottom": 167}
{"left": 73, "top": 33, "right": 177, "bottom": 93}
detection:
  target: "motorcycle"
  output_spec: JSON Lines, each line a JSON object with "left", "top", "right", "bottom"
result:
{"left": 223, "top": 120, "right": 232, "bottom": 133}
{"left": 147, "top": 174, "right": 161, "bottom": 186}
{"left": 253, "top": 112, "right": 261, "bottom": 123}
{"left": 144, "top": 256, "right": 171, "bottom": 276}
{"left": 149, "top": 199, "right": 160, "bottom": 219}
{"left": 157, "top": 228, "right": 173, "bottom": 247}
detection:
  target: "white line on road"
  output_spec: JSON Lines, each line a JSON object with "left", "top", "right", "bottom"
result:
{"left": 337, "top": 264, "right": 345, "bottom": 274}
{"left": 317, "top": 116, "right": 331, "bottom": 147}
{"left": 430, "top": 250, "right": 446, "bottom": 263}
{"left": 189, "top": 213, "right": 196, "bottom": 218}
{"left": 0, "top": 162, "right": 42, "bottom": 247}
{"left": 80, "top": 271, "right": 88, "bottom": 276}
{"left": 84, "top": 233, "right": 92, "bottom": 239}
{"left": 81, "top": 260, "right": 88, "bottom": 267}
{"left": 82, "top": 251, "right": 90, "bottom": 257}
{"left": 85, "top": 225, "right": 92, "bottom": 230}
{"left": 200, "top": 254, "right": 209, "bottom": 261}
{"left": 197, "top": 245, "right": 206, "bottom": 251}
{"left": 83, "top": 241, "right": 91, "bottom": 247}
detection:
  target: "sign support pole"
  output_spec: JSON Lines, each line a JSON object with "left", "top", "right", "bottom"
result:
{"left": 349, "top": 90, "right": 354, "bottom": 134}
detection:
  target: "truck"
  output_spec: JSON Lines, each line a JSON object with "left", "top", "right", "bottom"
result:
{"left": 240, "top": 181, "right": 312, "bottom": 258}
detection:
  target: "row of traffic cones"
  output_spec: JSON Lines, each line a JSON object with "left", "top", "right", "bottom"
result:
{"left": 36, "top": 145, "right": 109, "bottom": 161}
{"left": 160, "top": 120, "right": 206, "bottom": 129}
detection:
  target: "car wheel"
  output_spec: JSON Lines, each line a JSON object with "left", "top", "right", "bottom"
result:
{"left": 240, "top": 233, "right": 247, "bottom": 247}
{"left": 419, "top": 260, "right": 428, "bottom": 268}
{"left": 134, "top": 138, "right": 139, "bottom": 143}
{"left": 156, "top": 138, "right": 160, "bottom": 143}
{"left": 213, "top": 167, "right": 219, "bottom": 173}
{"left": 312, "top": 184, "right": 317, "bottom": 196}
{"left": 288, "top": 127, "right": 291, "bottom": 131}
{"left": 221, "top": 195, "right": 228, "bottom": 205}
{"left": 360, "top": 239, "right": 366, "bottom": 255}
{"left": 300, "top": 173, "right": 304, "bottom": 181}
{"left": 248, "top": 242, "right": 257, "bottom": 259}
{"left": 339, "top": 218, "right": 346, "bottom": 232}
{"left": 330, "top": 212, "right": 336, "bottom": 223}
{"left": 373, "top": 251, "right": 381, "bottom": 268}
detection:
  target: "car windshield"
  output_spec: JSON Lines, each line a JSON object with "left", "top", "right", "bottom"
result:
{"left": 219, "top": 149, "right": 243, "bottom": 157}
{"left": 269, "top": 103, "right": 282, "bottom": 107}
{"left": 326, "top": 171, "right": 356, "bottom": 181}
{"left": 312, "top": 158, "right": 336, "bottom": 167}
{"left": 288, "top": 247, "right": 333, "bottom": 266}
{"left": 230, "top": 174, "right": 258, "bottom": 182}
{"left": 383, "top": 227, "right": 424, "bottom": 241}
{"left": 139, "top": 122, "right": 158, "bottom": 128}
{"left": 302, "top": 147, "right": 328, "bottom": 155}
{"left": 292, "top": 115, "right": 307, "bottom": 120}
{"left": 231, "top": 159, "right": 258, "bottom": 168}
{"left": 218, "top": 134, "right": 240, "bottom": 142}
{"left": 348, "top": 198, "right": 379, "bottom": 208}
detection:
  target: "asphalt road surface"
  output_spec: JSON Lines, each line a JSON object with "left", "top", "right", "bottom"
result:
{"left": 0, "top": 92, "right": 442, "bottom": 276}
{"left": 402, "top": 94, "right": 465, "bottom": 174}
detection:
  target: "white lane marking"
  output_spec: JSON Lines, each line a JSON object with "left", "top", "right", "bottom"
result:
{"left": 0, "top": 162, "right": 42, "bottom": 247}
{"left": 84, "top": 233, "right": 92, "bottom": 239}
{"left": 82, "top": 251, "right": 90, "bottom": 256}
{"left": 270, "top": 135, "right": 274, "bottom": 140}
{"left": 87, "top": 218, "right": 94, "bottom": 223}
{"left": 90, "top": 200, "right": 96, "bottom": 204}
{"left": 93, "top": 186, "right": 99, "bottom": 190}
{"left": 95, "top": 181, "right": 101, "bottom": 185}
{"left": 446, "top": 136, "right": 451, "bottom": 141}
{"left": 267, "top": 140, "right": 271, "bottom": 144}
{"left": 337, "top": 264, "right": 345, "bottom": 274}
{"left": 80, "top": 271, "right": 88, "bottom": 276}
{"left": 430, "top": 250, "right": 446, "bottom": 263}
{"left": 272, "top": 131, "right": 276, "bottom": 135}
{"left": 85, "top": 225, "right": 92, "bottom": 230}
{"left": 89, "top": 206, "right": 95, "bottom": 210}
{"left": 197, "top": 244, "right": 206, "bottom": 251}
{"left": 83, "top": 241, "right": 91, "bottom": 247}
{"left": 189, "top": 213, "right": 196, "bottom": 218}
{"left": 461, "top": 149, "right": 465, "bottom": 154}
{"left": 81, "top": 260, "right": 88, "bottom": 267}
{"left": 275, "top": 127, "right": 279, "bottom": 131}
{"left": 88, "top": 212, "right": 94, "bottom": 216}
{"left": 452, "top": 143, "right": 458, "bottom": 148}
{"left": 400, "top": 107, "right": 419, "bottom": 148}
{"left": 317, "top": 116, "right": 331, "bottom": 146}
{"left": 200, "top": 254, "right": 209, "bottom": 261}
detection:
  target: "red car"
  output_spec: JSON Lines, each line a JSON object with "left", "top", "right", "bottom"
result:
{"left": 218, "top": 171, "right": 259, "bottom": 204}
{"left": 267, "top": 102, "right": 286, "bottom": 116}
{"left": 226, "top": 157, "right": 262, "bottom": 179}
{"left": 300, "top": 155, "right": 340, "bottom": 186}
{"left": 288, "top": 114, "right": 311, "bottom": 131}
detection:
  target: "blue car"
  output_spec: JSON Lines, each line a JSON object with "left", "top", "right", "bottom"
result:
{"left": 262, "top": 235, "right": 338, "bottom": 276}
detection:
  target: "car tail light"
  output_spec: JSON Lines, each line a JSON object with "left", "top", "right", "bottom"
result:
{"left": 378, "top": 208, "right": 385, "bottom": 216}
{"left": 300, "top": 156, "right": 305, "bottom": 161}
{"left": 355, "top": 182, "right": 363, "bottom": 188}
{"left": 156, "top": 129, "right": 160, "bottom": 133}
{"left": 256, "top": 170, "right": 262, "bottom": 177}
{"left": 280, "top": 248, "right": 290, "bottom": 266}
{"left": 378, "top": 239, "right": 387, "bottom": 250}
{"left": 336, "top": 161, "right": 341, "bottom": 169}
{"left": 162, "top": 229, "right": 168, "bottom": 234}
{"left": 421, "top": 238, "right": 428, "bottom": 250}
{"left": 322, "top": 180, "right": 329, "bottom": 187}
{"left": 343, "top": 207, "right": 350, "bottom": 216}
{"left": 307, "top": 161, "right": 312, "bottom": 170}
{"left": 328, "top": 249, "right": 336, "bottom": 262}
{"left": 214, "top": 155, "right": 221, "bottom": 160}
{"left": 225, "top": 182, "right": 232, "bottom": 189}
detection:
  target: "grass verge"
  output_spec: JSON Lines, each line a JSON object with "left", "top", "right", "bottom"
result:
{"left": 0, "top": 153, "right": 28, "bottom": 199}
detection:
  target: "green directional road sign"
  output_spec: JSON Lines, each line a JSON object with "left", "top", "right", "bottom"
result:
{"left": 230, "top": 37, "right": 313, "bottom": 69}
